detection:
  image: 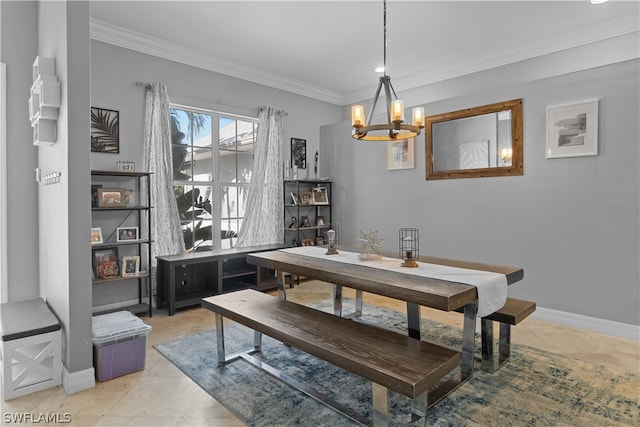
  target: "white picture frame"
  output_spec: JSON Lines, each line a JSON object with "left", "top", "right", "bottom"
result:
{"left": 387, "top": 138, "right": 415, "bottom": 170}
{"left": 121, "top": 256, "right": 140, "bottom": 277}
{"left": 91, "top": 227, "right": 103, "bottom": 245}
{"left": 116, "top": 227, "right": 139, "bottom": 242}
{"left": 312, "top": 187, "right": 329, "bottom": 205}
{"left": 546, "top": 100, "right": 598, "bottom": 158}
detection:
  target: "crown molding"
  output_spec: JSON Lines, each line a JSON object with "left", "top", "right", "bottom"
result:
{"left": 90, "top": 19, "right": 345, "bottom": 105}
{"left": 91, "top": 14, "right": 638, "bottom": 107}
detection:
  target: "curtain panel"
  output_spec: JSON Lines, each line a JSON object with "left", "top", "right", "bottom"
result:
{"left": 236, "top": 106, "right": 287, "bottom": 248}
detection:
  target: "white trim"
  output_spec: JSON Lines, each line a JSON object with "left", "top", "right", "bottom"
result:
{"left": 0, "top": 63, "right": 7, "bottom": 303}
{"left": 62, "top": 367, "right": 95, "bottom": 395}
{"left": 533, "top": 306, "right": 639, "bottom": 342}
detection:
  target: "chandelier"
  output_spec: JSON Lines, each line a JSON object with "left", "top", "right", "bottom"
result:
{"left": 351, "top": 0, "right": 424, "bottom": 141}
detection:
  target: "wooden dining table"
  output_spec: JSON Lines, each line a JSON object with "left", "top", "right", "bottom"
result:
{"left": 247, "top": 246, "right": 524, "bottom": 399}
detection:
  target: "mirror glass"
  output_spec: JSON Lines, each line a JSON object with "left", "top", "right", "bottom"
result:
{"left": 425, "top": 99, "right": 523, "bottom": 180}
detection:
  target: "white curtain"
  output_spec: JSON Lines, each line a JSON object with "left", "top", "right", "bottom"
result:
{"left": 142, "top": 83, "right": 185, "bottom": 279}
{"left": 236, "top": 106, "right": 286, "bottom": 248}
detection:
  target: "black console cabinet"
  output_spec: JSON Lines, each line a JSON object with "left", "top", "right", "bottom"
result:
{"left": 156, "top": 243, "right": 285, "bottom": 315}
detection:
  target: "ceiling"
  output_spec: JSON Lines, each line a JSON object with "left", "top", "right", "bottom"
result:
{"left": 89, "top": 1, "right": 640, "bottom": 105}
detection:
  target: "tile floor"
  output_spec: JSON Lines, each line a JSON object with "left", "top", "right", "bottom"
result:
{"left": 2, "top": 280, "right": 638, "bottom": 426}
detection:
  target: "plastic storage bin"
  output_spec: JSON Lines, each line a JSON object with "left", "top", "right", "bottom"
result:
{"left": 92, "top": 311, "right": 151, "bottom": 381}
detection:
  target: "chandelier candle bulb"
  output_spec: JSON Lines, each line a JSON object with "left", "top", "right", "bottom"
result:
{"left": 352, "top": 105, "right": 365, "bottom": 127}
{"left": 391, "top": 100, "right": 405, "bottom": 122}
{"left": 412, "top": 107, "right": 424, "bottom": 128}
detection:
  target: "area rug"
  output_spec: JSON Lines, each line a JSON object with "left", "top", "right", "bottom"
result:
{"left": 155, "top": 300, "right": 638, "bottom": 426}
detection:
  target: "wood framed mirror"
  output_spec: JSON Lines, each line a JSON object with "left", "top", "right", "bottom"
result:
{"left": 425, "top": 99, "right": 523, "bottom": 180}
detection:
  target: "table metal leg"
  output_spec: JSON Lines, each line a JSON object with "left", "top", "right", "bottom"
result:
{"left": 276, "top": 270, "right": 287, "bottom": 300}
{"left": 407, "top": 302, "right": 421, "bottom": 340}
{"left": 461, "top": 301, "right": 477, "bottom": 380}
{"left": 214, "top": 313, "right": 225, "bottom": 366}
{"left": 354, "top": 290, "right": 363, "bottom": 317}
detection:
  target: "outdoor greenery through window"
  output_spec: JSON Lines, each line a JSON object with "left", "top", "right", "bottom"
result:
{"left": 170, "top": 106, "right": 256, "bottom": 252}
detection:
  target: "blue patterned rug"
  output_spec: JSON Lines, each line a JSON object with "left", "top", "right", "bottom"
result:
{"left": 155, "top": 300, "right": 638, "bottom": 426}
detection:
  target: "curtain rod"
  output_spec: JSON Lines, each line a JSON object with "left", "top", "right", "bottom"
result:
{"left": 135, "top": 81, "right": 152, "bottom": 87}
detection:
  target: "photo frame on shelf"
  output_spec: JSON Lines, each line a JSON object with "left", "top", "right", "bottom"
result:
{"left": 122, "top": 256, "right": 140, "bottom": 277}
{"left": 92, "top": 247, "right": 120, "bottom": 279}
{"left": 312, "top": 187, "right": 328, "bottom": 205}
{"left": 299, "top": 191, "right": 313, "bottom": 205}
{"left": 91, "top": 184, "right": 102, "bottom": 207}
{"left": 291, "top": 137, "right": 307, "bottom": 169}
{"left": 546, "top": 99, "right": 598, "bottom": 158}
{"left": 316, "top": 216, "right": 325, "bottom": 226}
{"left": 117, "top": 227, "right": 139, "bottom": 242}
{"left": 300, "top": 238, "right": 314, "bottom": 246}
{"left": 97, "top": 188, "right": 125, "bottom": 208}
{"left": 387, "top": 138, "right": 415, "bottom": 170}
{"left": 91, "top": 227, "right": 103, "bottom": 245}
{"left": 301, "top": 216, "right": 311, "bottom": 228}
{"left": 123, "top": 189, "right": 136, "bottom": 207}
{"left": 90, "top": 107, "right": 119, "bottom": 153}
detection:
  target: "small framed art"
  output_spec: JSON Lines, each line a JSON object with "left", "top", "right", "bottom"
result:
{"left": 387, "top": 138, "right": 415, "bottom": 170}
{"left": 299, "top": 192, "right": 313, "bottom": 205}
{"left": 117, "top": 227, "right": 139, "bottom": 242}
{"left": 92, "top": 247, "right": 119, "bottom": 279}
{"left": 97, "top": 188, "right": 125, "bottom": 208}
{"left": 291, "top": 138, "right": 307, "bottom": 169}
{"left": 91, "top": 107, "right": 119, "bottom": 153}
{"left": 122, "top": 256, "right": 140, "bottom": 277}
{"left": 546, "top": 99, "right": 598, "bottom": 158}
{"left": 91, "top": 227, "right": 103, "bottom": 245}
{"left": 312, "top": 187, "right": 328, "bottom": 205}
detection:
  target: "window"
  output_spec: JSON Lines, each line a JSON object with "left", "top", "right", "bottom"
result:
{"left": 170, "top": 106, "right": 256, "bottom": 252}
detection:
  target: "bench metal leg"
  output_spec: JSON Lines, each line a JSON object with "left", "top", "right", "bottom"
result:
{"left": 372, "top": 383, "right": 390, "bottom": 426}
{"left": 411, "top": 391, "right": 428, "bottom": 425}
{"left": 480, "top": 319, "right": 511, "bottom": 373}
{"left": 276, "top": 270, "right": 288, "bottom": 300}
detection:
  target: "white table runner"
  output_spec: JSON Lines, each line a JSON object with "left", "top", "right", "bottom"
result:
{"left": 281, "top": 246, "right": 507, "bottom": 317}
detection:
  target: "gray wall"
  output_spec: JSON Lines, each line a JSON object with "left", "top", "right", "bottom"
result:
{"left": 323, "top": 58, "right": 639, "bottom": 325}
{"left": 90, "top": 40, "right": 342, "bottom": 307}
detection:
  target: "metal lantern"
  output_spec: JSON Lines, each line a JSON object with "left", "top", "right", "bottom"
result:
{"left": 399, "top": 228, "right": 419, "bottom": 268}
{"left": 325, "top": 225, "right": 339, "bottom": 255}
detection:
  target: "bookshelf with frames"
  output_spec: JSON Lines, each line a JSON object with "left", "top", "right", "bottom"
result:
{"left": 283, "top": 180, "right": 332, "bottom": 247}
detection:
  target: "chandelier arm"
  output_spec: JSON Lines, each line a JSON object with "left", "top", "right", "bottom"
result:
{"left": 382, "top": 76, "right": 397, "bottom": 137}
{"left": 366, "top": 77, "right": 385, "bottom": 127}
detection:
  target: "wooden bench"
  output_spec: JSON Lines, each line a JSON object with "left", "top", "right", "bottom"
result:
{"left": 456, "top": 297, "right": 536, "bottom": 372}
{"left": 202, "top": 289, "right": 461, "bottom": 426}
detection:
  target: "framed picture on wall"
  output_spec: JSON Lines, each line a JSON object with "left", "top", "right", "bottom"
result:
{"left": 291, "top": 137, "right": 307, "bottom": 169}
{"left": 546, "top": 99, "right": 598, "bottom": 158}
{"left": 387, "top": 138, "right": 415, "bottom": 170}
{"left": 90, "top": 107, "right": 120, "bottom": 153}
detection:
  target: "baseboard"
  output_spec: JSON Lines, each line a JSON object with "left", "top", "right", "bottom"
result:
{"left": 533, "top": 307, "right": 640, "bottom": 341}
{"left": 62, "top": 367, "right": 95, "bottom": 394}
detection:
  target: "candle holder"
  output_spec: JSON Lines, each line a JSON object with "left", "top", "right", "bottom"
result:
{"left": 399, "top": 228, "right": 419, "bottom": 268}
{"left": 325, "top": 226, "right": 339, "bottom": 255}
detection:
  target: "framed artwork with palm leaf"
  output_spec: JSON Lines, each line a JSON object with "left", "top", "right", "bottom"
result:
{"left": 291, "top": 137, "right": 306, "bottom": 169}
{"left": 91, "top": 107, "right": 120, "bottom": 153}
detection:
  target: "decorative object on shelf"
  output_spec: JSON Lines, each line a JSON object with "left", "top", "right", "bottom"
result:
{"left": 91, "top": 184, "right": 102, "bottom": 207}
{"left": 91, "top": 227, "right": 103, "bottom": 245}
{"left": 312, "top": 187, "right": 328, "bottom": 204}
{"left": 350, "top": 0, "right": 424, "bottom": 141}
{"left": 123, "top": 189, "right": 136, "bottom": 206}
{"left": 291, "top": 138, "right": 306, "bottom": 169}
{"left": 288, "top": 216, "right": 298, "bottom": 229}
{"left": 399, "top": 228, "right": 419, "bottom": 268}
{"left": 299, "top": 191, "right": 313, "bottom": 205}
{"left": 325, "top": 226, "right": 339, "bottom": 255}
{"left": 289, "top": 192, "right": 298, "bottom": 205}
{"left": 301, "top": 238, "right": 314, "bottom": 246}
{"left": 315, "top": 216, "right": 324, "bottom": 226}
{"left": 34, "top": 165, "right": 61, "bottom": 185}
{"left": 122, "top": 256, "right": 141, "bottom": 277}
{"left": 92, "top": 247, "right": 120, "bottom": 279}
{"left": 546, "top": 99, "right": 598, "bottom": 158}
{"left": 301, "top": 217, "right": 311, "bottom": 228}
{"left": 91, "top": 107, "right": 120, "bottom": 153}
{"left": 315, "top": 237, "right": 325, "bottom": 246}
{"left": 357, "top": 229, "right": 383, "bottom": 261}
{"left": 387, "top": 138, "right": 415, "bottom": 170}
{"left": 117, "top": 227, "right": 139, "bottom": 242}
{"left": 29, "top": 56, "right": 60, "bottom": 146}
{"left": 97, "top": 188, "right": 125, "bottom": 208}
{"left": 116, "top": 160, "right": 135, "bottom": 172}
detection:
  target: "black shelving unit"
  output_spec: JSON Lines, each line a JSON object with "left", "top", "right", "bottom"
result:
{"left": 283, "top": 179, "right": 332, "bottom": 247}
